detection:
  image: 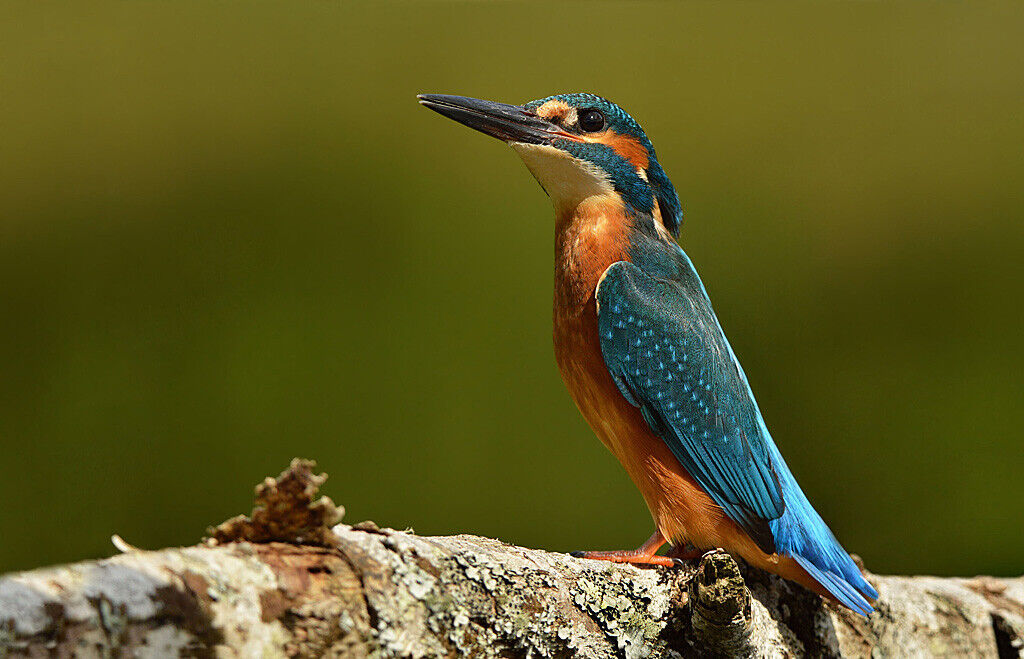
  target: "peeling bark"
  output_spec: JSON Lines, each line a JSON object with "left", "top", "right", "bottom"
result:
{"left": 0, "top": 461, "right": 1021, "bottom": 658}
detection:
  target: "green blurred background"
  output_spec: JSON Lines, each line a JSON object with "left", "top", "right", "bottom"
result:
{"left": 1, "top": 2, "right": 1022, "bottom": 577}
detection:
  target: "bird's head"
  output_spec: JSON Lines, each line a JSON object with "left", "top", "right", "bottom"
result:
{"left": 418, "top": 93, "right": 682, "bottom": 235}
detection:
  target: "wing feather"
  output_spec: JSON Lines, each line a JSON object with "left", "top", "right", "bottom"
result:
{"left": 596, "top": 260, "right": 784, "bottom": 553}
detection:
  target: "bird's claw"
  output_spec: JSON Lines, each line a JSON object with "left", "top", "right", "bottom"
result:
{"left": 569, "top": 549, "right": 680, "bottom": 568}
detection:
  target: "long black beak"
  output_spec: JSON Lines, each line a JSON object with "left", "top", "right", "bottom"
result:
{"left": 417, "top": 94, "right": 562, "bottom": 145}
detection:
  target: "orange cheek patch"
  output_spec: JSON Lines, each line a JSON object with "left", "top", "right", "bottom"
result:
{"left": 576, "top": 130, "right": 650, "bottom": 168}
{"left": 596, "top": 131, "right": 650, "bottom": 169}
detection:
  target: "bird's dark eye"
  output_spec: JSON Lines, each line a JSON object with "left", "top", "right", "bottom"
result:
{"left": 578, "top": 108, "right": 606, "bottom": 132}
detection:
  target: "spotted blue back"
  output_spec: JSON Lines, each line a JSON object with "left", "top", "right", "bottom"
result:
{"left": 597, "top": 259, "right": 784, "bottom": 553}
{"left": 596, "top": 249, "right": 878, "bottom": 615}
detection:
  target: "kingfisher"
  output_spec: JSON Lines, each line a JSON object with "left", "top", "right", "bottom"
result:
{"left": 418, "top": 92, "right": 878, "bottom": 615}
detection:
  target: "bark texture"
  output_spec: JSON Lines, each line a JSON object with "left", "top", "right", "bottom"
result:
{"left": 1, "top": 460, "right": 1022, "bottom": 658}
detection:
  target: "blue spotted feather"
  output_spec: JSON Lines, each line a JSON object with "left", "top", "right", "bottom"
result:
{"left": 596, "top": 256, "right": 878, "bottom": 615}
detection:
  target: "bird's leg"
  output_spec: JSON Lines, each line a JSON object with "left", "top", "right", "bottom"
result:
{"left": 570, "top": 530, "right": 679, "bottom": 567}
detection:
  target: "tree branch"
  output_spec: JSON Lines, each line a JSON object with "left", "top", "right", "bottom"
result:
{"left": 1, "top": 460, "right": 1021, "bottom": 658}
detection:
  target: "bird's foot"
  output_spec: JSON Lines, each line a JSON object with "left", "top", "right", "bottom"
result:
{"left": 570, "top": 531, "right": 681, "bottom": 568}
{"left": 570, "top": 549, "right": 682, "bottom": 567}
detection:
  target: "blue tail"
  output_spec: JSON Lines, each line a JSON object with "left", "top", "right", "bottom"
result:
{"left": 765, "top": 439, "right": 878, "bottom": 616}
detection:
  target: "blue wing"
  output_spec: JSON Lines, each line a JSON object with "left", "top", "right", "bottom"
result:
{"left": 596, "top": 258, "right": 878, "bottom": 614}
{"left": 596, "top": 260, "right": 785, "bottom": 553}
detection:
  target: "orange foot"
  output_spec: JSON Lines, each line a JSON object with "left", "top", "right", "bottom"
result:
{"left": 571, "top": 531, "right": 681, "bottom": 568}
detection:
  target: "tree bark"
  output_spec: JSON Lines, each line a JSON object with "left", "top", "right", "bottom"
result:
{"left": 1, "top": 460, "right": 1021, "bottom": 658}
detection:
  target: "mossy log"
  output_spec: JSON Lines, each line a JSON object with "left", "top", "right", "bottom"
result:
{"left": 1, "top": 460, "right": 1022, "bottom": 658}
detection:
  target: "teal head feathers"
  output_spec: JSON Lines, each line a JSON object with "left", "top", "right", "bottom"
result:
{"left": 418, "top": 93, "right": 682, "bottom": 234}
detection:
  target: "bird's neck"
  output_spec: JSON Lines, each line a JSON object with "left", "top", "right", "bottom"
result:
{"left": 553, "top": 195, "right": 637, "bottom": 317}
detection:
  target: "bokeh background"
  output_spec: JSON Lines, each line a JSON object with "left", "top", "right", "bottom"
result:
{"left": 2, "top": 2, "right": 1022, "bottom": 577}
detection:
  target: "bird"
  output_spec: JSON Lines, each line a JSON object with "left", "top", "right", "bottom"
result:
{"left": 418, "top": 92, "right": 878, "bottom": 616}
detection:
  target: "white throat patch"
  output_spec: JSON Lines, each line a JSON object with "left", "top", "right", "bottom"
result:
{"left": 510, "top": 143, "right": 615, "bottom": 216}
